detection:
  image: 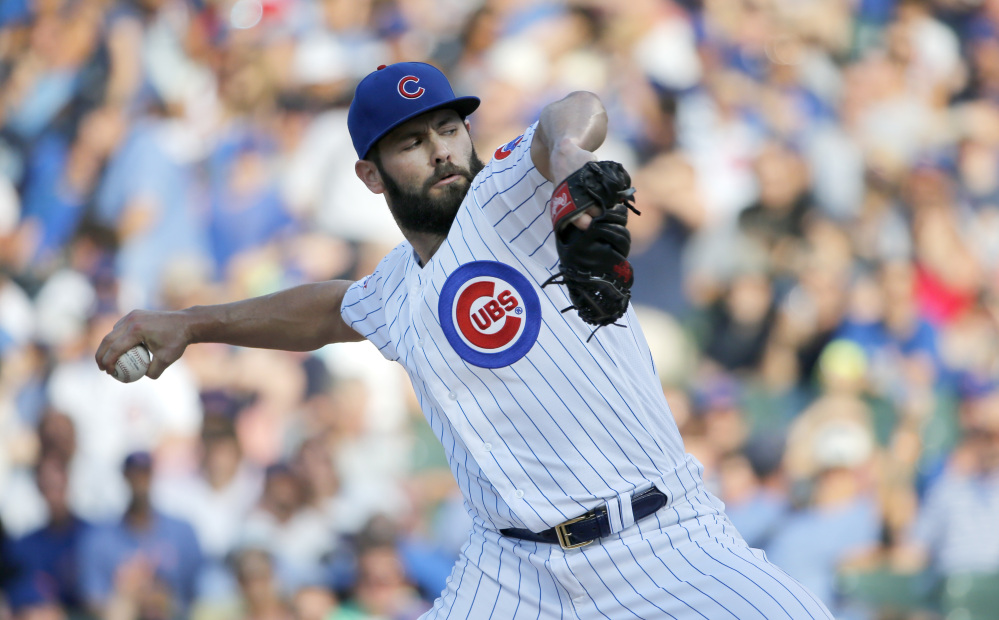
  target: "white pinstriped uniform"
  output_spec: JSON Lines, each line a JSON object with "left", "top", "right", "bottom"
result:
{"left": 341, "top": 122, "right": 833, "bottom": 619}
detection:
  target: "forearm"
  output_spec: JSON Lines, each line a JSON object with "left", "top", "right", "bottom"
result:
{"left": 97, "top": 279, "right": 362, "bottom": 379}
{"left": 532, "top": 91, "right": 608, "bottom": 183}
{"left": 184, "top": 280, "right": 362, "bottom": 351}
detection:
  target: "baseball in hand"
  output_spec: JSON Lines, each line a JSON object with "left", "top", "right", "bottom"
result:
{"left": 113, "top": 344, "right": 151, "bottom": 383}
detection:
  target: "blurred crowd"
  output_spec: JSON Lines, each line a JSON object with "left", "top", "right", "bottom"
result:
{"left": 2, "top": 0, "right": 999, "bottom": 619}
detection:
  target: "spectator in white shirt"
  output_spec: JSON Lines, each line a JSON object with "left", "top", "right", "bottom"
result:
{"left": 153, "top": 412, "right": 262, "bottom": 600}
{"left": 238, "top": 463, "right": 338, "bottom": 593}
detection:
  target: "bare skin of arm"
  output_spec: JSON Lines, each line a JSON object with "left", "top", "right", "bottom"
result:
{"left": 96, "top": 280, "right": 363, "bottom": 379}
{"left": 531, "top": 90, "right": 609, "bottom": 228}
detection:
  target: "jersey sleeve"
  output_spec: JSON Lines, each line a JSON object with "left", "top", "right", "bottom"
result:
{"left": 468, "top": 122, "right": 557, "bottom": 266}
{"left": 339, "top": 246, "right": 406, "bottom": 362}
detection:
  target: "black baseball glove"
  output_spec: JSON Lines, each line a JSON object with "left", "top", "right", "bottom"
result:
{"left": 543, "top": 161, "right": 639, "bottom": 340}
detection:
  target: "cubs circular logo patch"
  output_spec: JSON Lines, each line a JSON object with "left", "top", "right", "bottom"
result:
{"left": 439, "top": 261, "right": 541, "bottom": 368}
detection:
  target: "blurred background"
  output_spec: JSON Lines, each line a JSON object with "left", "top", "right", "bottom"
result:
{"left": 1, "top": 0, "right": 999, "bottom": 619}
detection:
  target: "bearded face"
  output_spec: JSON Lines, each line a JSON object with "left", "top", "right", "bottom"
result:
{"left": 373, "top": 148, "right": 486, "bottom": 236}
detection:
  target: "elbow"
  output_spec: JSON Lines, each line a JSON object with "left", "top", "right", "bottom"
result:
{"left": 565, "top": 90, "right": 603, "bottom": 107}
{"left": 533, "top": 91, "right": 609, "bottom": 180}
{"left": 555, "top": 91, "right": 607, "bottom": 128}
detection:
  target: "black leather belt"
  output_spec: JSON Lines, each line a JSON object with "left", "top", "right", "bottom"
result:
{"left": 501, "top": 486, "right": 668, "bottom": 549}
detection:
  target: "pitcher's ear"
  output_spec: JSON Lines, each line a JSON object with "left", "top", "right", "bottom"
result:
{"left": 355, "top": 160, "right": 384, "bottom": 194}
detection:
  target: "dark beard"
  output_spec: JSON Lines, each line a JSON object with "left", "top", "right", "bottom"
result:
{"left": 377, "top": 150, "right": 486, "bottom": 236}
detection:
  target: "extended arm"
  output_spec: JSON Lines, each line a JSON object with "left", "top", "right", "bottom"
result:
{"left": 96, "top": 279, "right": 363, "bottom": 379}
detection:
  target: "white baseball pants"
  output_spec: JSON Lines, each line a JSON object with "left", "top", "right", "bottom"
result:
{"left": 421, "top": 487, "right": 834, "bottom": 619}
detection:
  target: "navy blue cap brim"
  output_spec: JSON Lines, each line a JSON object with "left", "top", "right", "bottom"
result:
{"left": 360, "top": 95, "right": 480, "bottom": 160}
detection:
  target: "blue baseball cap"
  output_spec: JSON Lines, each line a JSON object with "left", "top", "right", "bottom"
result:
{"left": 123, "top": 450, "right": 153, "bottom": 471}
{"left": 347, "top": 62, "right": 480, "bottom": 160}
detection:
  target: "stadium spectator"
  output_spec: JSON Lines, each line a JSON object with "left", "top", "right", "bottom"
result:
{"left": 628, "top": 151, "right": 706, "bottom": 318}
{"left": 77, "top": 451, "right": 202, "bottom": 618}
{"left": 344, "top": 541, "right": 430, "bottom": 620}
{"left": 3, "top": 454, "right": 89, "bottom": 616}
{"left": 238, "top": 463, "right": 338, "bottom": 592}
{"left": 900, "top": 380, "right": 999, "bottom": 576}
{"left": 718, "top": 435, "right": 790, "bottom": 551}
{"left": 153, "top": 412, "right": 262, "bottom": 600}
{"left": 192, "top": 548, "right": 293, "bottom": 620}
{"left": 766, "top": 416, "right": 882, "bottom": 615}
{"left": 0, "top": 410, "right": 77, "bottom": 538}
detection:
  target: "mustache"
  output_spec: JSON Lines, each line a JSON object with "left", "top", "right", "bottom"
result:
{"left": 424, "top": 163, "right": 474, "bottom": 190}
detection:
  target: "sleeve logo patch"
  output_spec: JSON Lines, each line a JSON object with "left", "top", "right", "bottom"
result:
{"left": 439, "top": 261, "right": 541, "bottom": 368}
{"left": 493, "top": 135, "right": 523, "bottom": 161}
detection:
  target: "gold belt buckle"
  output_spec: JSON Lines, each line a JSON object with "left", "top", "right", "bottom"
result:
{"left": 555, "top": 515, "right": 592, "bottom": 550}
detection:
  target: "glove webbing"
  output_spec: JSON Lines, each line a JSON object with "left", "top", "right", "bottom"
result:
{"left": 540, "top": 272, "right": 629, "bottom": 342}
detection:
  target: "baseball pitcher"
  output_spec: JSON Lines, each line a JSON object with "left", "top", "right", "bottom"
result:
{"left": 97, "top": 62, "right": 832, "bottom": 619}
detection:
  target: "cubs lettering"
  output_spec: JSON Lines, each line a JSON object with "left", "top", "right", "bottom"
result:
{"left": 457, "top": 282, "right": 521, "bottom": 348}
{"left": 438, "top": 261, "right": 541, "bottom": 368}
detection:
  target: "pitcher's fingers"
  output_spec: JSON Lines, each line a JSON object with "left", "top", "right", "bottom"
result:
{"left": 96, "top": 331, "right": 132, "bottom": 373}
{"left": 99, "top": 333, "right": 140, "bottom": 375}
{"left": 95, "top": 332, "right": 114, "bottom": 371}
{"left": 571, "top": 212, "right": 594, "bottom": 230}
{"left": 146, "top": 359, "right": 166, "bottom": 380}
{"left": 97, "top": 312, "right": 139, "bottom": 371}
{"left": 569, "top": 206, "right": 601, "bottom": 230}
{"left": 145, "top": 348, "right": 176, "bottom": 380}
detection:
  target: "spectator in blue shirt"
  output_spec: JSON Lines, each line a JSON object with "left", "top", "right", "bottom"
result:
{"left": 77, "top": 451, "right": 202, "bottom": 619}
{"left": 901, "top": 381, "right": 999, "bottom": 576}
{"left": 837, "top": 260, "right": 948, "bottom": 395}
{"left": 765, "top": 418, "right": 882, "bottom": 615}
{"left": 718, "top": 436, "right": 790, "bottom": 551}
{"left": 205, "top": 129, "right": 297, "bottom": 279}
{"left": 4, "top": 453, "right": 89, "bottom": 615}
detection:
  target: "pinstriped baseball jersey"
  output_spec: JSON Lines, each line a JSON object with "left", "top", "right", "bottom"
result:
{"left": 341, "top": 122, "right": 689, "bottom": 533}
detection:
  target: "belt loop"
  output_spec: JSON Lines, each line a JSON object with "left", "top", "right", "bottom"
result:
{"left": 605, "top": 495, "right": 623, "bottom": 534}
{"left": 619, "top": 489, "right": 635, "bottom": 530}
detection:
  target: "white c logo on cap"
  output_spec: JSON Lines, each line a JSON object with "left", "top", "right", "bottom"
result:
{"left": 398, "top": 76, "right": 425, "bottom": 99}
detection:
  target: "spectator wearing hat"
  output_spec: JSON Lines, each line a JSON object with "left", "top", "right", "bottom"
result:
{"left": 691, "top": 373, "right": 750, "bottom": 457}
{"left": 718, "top": 434, "right": 790, "bottom": 551}
{"left": 77, "top": 451, "right": 202, "bottom": 619}
{"left": 765, "top": 414, "right": 881, "bottom": 615}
